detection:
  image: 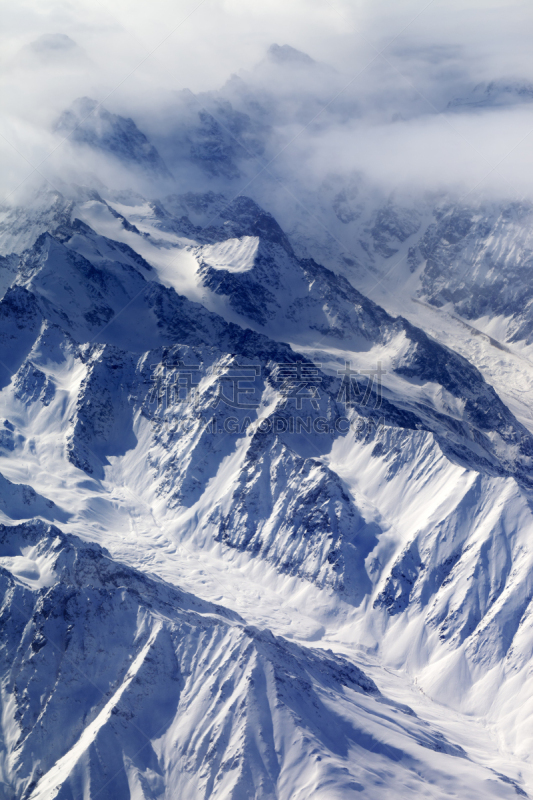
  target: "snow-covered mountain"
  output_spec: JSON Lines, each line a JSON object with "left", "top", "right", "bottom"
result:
{"left": 3, "top": 519, "right": 528, "bottom": 800}
{"left": 55, "top": 99, "right": 172, "bottom": 179}
{"left": 2, "top": 40, "right": 533, "bottom": 798}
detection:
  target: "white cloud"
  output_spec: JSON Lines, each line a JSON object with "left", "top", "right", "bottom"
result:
{"left": 1, "top": 0, "right": 533, "bottom": 202}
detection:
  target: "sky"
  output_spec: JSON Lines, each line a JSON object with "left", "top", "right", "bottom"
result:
{"left": 1, "top": 0, "right": 533, "bottom": 201}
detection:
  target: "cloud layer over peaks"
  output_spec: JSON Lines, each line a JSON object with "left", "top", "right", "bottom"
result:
{"left": 0, "top": 0, "right": 532, "bottom": 202}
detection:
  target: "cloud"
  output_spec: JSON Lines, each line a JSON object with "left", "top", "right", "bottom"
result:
{"left": 0, "top": 0, "right": 532, "bottom": 204}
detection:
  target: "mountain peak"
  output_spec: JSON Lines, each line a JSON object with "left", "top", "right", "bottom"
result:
{"left": 30, "top": 33, "right": 78, "bottom": 53}
{"left": 16, "top": 33, "right": 90, "bottom": 67}
{"left": 55, "top": 98, "right": 172, "bottom": 178}
{"left": 267, "top": 43, "right": 315, "bottom": 66}
{"left": 448, "top": 78, "right": 533, "bottom": 109}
